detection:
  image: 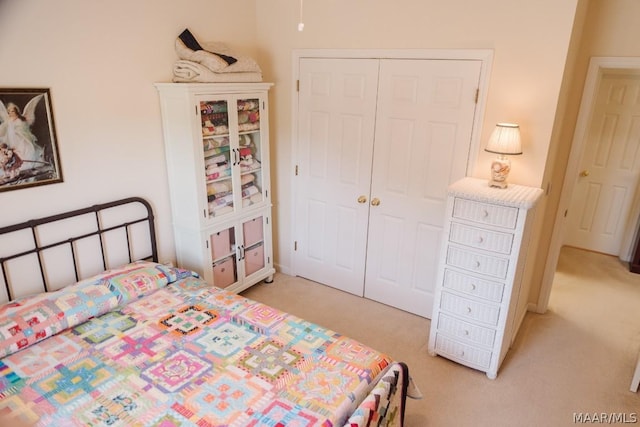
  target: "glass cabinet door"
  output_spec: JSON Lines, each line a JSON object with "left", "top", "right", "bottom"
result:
{"left": 241, "top": 215, "right": 266, "bottom": 277}
{"left": 207, "top": 216, "right": 266, "bottom": 288}
{"left": 237, "top": 98, "right": 265, "bottom": 209}
{"left": 200, "top": 99, "right": 234, "bottom": 218}
{"left": 209, "top": 226, "right": 238, "bottom": 288}
{"left": 200, "top": 96, "right": 266, "bottom": 219}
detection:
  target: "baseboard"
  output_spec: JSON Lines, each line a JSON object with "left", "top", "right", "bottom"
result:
{"left": 528, "top": 302, "right": 544, "bottom": 314}
{"left": 274, "top": 262, "right": 292, "bottom": 276}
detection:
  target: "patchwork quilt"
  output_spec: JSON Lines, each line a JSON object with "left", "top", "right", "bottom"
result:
{"left": 0, "top": 262, "right": 407, "bottom": 426}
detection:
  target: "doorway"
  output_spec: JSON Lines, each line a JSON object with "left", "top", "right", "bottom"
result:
{"left": 539, "top": 57, "right": 640, "bottom": 313}
{"left": 564, "top": 68, "right": 640, "bottom": 256}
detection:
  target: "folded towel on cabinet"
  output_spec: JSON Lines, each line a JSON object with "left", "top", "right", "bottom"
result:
{"left": 207, "top": 181, "right": 232, "bottom": 196}
{"left": 204, "top": 154, "right": 226, "bottom": 166}
{"left": 205, "top": 164, "right": 232, "bottom": 181}
{"left": 242, "top": 184, "right": 260, "bottom": 199}
{"left": 173, "top": 30, "right": 263, "bottom": 83}
{"left": 239, "top": 134, "right": 252, "bottom": 146}
{"left": 175, "top": 32, "right": 262, "bottom": 74}
{"left": 241, "top": 173, "right": 255, "bottom": 185}
{"left": 173, "top": 60, "right": 262, "bottom": 83}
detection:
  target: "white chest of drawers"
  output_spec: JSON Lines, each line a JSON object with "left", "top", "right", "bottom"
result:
{"left": 428, "top": 177, "right": 543, "bottom": 379}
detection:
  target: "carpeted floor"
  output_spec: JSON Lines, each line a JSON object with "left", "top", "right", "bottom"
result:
{"left": 242, "top": 246, "right": 640, "bottom": 426}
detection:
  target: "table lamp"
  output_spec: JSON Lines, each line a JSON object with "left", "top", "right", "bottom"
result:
{"left": 484, "top": 123, "right": 522, "bottom": 189}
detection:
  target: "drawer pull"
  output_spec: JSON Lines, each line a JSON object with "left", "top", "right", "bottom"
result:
{"left": 477, "top": 236, "right": 485, "bottom": 244}
{"left": 474, "top": 261, "right": 481, "bottom": 268}
{"left": 466, "top": 307, "right": 472, "bottom": 314}
{"left": 470, "top": 283, "right": 477, "bottom": 291}
{"left": 463, "top": 329, "right": 470, "bottom": 336}
{"left": 483, "top": 210, "right": 489, "bottom": 218}
{"left": 459, "top": 350, "right": 465, "bottom": 357}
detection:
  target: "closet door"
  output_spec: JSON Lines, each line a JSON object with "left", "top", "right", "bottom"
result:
{"left": 363, "top": 59, "right": 482, "bottom": 317}
{"left": 294, "top": 58, "right": 379, "bottom": 295}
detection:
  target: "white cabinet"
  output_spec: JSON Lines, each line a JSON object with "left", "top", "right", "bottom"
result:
{"left": 428, "top": 177, "right": 543, "bottom": 379}
{"left": 155, "top": 82, "right": 275, "bottom": 293}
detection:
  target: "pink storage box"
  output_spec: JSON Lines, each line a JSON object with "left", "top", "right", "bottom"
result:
{"left": 243, "top": 217, "right": 264, "bottom": 247}
{"left": 213, "top": 257, "right": 236, "bottom": 288}
{"left": 244, "top": 244, "right": 265, "bottom": 276}
{"left": 211, "top": 228, "right": 233, "bottom": 260}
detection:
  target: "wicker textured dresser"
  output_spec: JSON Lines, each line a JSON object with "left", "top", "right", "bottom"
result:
{"left": 428, "top": 177, "right": 543, "bottom": 379}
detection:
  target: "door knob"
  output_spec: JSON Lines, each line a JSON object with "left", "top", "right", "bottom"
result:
{"left": 357, "top": 195, "right": 367, "bottom": 204}
{"left": 371, "top": 198, "right": 381, "bottom": 206}
{"left": 580, "top": 170, "right": 590, "bottom": 177}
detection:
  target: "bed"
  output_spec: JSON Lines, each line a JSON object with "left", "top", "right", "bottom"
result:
{"left": 0, "top": 197, "right": 414, "bottom": 426}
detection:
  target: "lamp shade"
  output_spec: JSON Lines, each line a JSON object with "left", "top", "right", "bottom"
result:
{"left": 484, "top": 123, "right": 522, "bottom": 155}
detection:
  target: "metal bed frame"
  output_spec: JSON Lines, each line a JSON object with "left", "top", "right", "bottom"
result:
{"left": 0, "top": 197, "right": 157, "bottom": 301}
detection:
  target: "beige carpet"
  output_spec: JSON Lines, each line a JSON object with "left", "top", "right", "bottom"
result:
{"left": 242, "top": 246, "right": 640, "bottom": 426}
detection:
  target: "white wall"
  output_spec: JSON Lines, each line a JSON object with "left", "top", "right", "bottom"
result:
{"left": 0, "top": 0, "right": 258, "bottom": 263}
{"left": 254, "top": 0, "right": 580, "bottom": 274}
{"left": 1, "top": 1, "right": 590, "bottom": 306}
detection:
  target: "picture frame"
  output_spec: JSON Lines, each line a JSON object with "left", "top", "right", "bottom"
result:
{"left": 0, "top": 88, "right": 63, "bottom": 192}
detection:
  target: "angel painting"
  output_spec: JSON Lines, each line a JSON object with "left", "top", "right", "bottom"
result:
{"left": 0, "top": 88, "right": 62, "bottom": 191}
{"left": 0, "top": 94, "right": 45, "bottom": 168}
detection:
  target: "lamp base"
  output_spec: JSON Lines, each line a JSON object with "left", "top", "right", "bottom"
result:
{"left": 488, "top": 178, "right": 509, "bottom": 189}
{"left": 488, "top": 156, "right": 511, "bottom": 189}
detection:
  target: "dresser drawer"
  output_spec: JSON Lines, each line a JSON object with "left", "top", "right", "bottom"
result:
{"left": 446, "top": 245, "right": 509, "bottom": 279}
{"left": 437, "top": 313, "right": 496, "bottom": 347}
{"left": 443, "top": 269, "right": 505, "bottom": 303}
{"left": 453, "top": 198, "right": 518, "bottom": 229}
{"left": 449, "top": 222, "right": 514, "bottom": 254}
{"left": 434, "top": 334, "right": 492, "bottom": 370}
{"left": 440, "top": 291, "right": 500, "bottom": 325}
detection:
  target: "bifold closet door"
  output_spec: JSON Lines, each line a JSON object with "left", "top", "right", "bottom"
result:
{"left": 294, "top": 58, "right": 379, "bottom": 296}
{"left": 294, "top": 57, "right": 481, "bottom": 317}
{"left": 363, "top": 59, "right": 482, "bottom": 318}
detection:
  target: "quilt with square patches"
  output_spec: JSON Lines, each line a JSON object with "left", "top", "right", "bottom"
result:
{"left": 0, "top": 274, "right": 408, "bottom": 427}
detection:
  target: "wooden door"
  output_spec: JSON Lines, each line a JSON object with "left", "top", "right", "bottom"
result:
{"left": 565, "top": 70, "right": 640, "bottom": 255}
{"left": 293, "top": 58, "right": 379, "bottom": 295}
{"left": 363, "top": 59, "right": 482, "bottom": 317}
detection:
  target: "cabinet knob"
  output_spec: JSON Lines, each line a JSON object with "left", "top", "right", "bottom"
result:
{"left": 357, "top": 195, "right": 367, "bottom": 204}
{"left": 371, "top": 198, "right": 381, "bottom": 206}
{"left": 579, "top": 169, "right": 590, "bottom": 177}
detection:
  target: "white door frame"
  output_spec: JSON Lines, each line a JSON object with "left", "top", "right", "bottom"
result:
{"left": 290, "top": 48, "right": 494, "bottom": 276}
{"left": 538, "top": 56, "right": 640, "bottom": 312}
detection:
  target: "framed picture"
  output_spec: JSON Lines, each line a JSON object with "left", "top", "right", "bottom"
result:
{"left": 0, "top": 88, "right": 63, "bottom": 192}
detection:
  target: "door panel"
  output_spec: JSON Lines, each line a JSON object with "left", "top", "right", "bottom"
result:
{"left": 294, "top": 58, "right": 379, "bottom": 296}
{"left": 364, "top": 59, "right": 481, "bottom": 317}
{"left": 294, "top": 57, "right": 481, "bottom": 317}
{"left": 565, "top": 71, "right": 640, "bottom": 255}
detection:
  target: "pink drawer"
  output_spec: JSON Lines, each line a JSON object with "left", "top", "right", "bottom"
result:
{"left": 213, "top": 257, "right": 236, "bottom": 288}
{"left": 243, "top": 217, "right": 264, "bottom": 247}
{"left": 244, "top": 244, "right": 265, "bottom": 276}
{"left": 211, "top": 228, "right": 233, "bottom": 260}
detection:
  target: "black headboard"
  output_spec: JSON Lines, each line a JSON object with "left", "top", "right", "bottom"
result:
{"left": 0, "top": 197, "right": 158, "bottom": 302}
